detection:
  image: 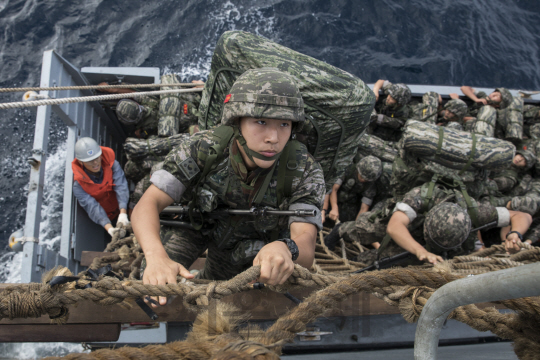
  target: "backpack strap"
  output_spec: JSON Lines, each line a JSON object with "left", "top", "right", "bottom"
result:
{"left": 188, "top": 125, "right": 235, "bottom": 229}
{"left": 435, "top": 126, "right": 444, "bottom": 159}
{"left": 458, "top": 132, "right": 477, "bottom": 175}
{"left": 420, "top": 174, "right": 439, "bottom": 214}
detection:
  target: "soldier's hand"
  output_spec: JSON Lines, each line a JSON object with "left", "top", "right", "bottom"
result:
{"left": 416, "top": 249, "right": 443, "bottom": 264}
{"left": 449, "top": 93, "right": 459, "bottom": 100}
{"left": 505, "top": 233, "right": 522, "bottom": 254}
{"left": 476, "top": 98, "right": 488, "bottom": 105}
{"left": 329, "top": 208, "right": 339, "bottom": 222}
{"left": 253, "top": 241, "right": 294, "bottom": 286}
{"left": 143, "top": 255, "right": 194, "bottom": 307}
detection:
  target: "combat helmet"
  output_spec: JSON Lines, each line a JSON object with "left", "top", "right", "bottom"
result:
{"left": 424, "top": 202, "right": 471, "bottom": 251}
{"left": 516, "top": 149, "right": 537, "bottom": 170}
{"left": 386, "top": 83, "right": 411, "bottom": 106}
{"left": 356, "top": 155, "right": 382, "bottom": 182}
{"left": 116, "top": 99, "right": 146, "bottom": 125}
{"left": 75, "top": 137, "right": 102, "bottom": 162}
{"left": 495, "top": 87, "right": 513, "bottom": 109}
{"left": 221, "top": 68, "right": 305, "bottom": 162}
{"left": 444, "top": 99, "right": 467, "bottom": 120}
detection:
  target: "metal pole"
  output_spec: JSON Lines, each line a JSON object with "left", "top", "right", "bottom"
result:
{"left": 414, "top": 262, "right": 540, "bottom": 360}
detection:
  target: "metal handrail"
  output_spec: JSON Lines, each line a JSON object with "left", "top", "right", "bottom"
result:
{"left": 414, "top": 262, "right": 540, "bottom": 360}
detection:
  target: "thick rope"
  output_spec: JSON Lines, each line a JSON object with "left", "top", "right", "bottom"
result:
{"left": 0, "top": 88, "right": 203, "bottom": 110}
{"left": 0, "top": 83, "right": 199, "bottom": 93}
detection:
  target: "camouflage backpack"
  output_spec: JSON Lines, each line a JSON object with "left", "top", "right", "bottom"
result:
{"left": 196, "top": 30, "right": 375, "bottom": 192}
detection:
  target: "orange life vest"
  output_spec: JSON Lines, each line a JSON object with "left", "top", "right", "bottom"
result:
{"left": 72, "top": 146, "right": 120, "bottom": 220}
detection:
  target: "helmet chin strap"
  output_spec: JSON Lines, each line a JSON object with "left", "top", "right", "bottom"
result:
{"left": 234, "top": 128, "right": 282, "bottom": 162}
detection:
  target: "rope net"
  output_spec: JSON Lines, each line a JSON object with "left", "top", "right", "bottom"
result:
{"left": 2, "top": 225, "right": 540, "bottom": 360}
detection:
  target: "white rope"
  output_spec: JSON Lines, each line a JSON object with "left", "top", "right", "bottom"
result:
{"left": 0, "top": 83, "right": 200, "bottom": 93}
{"left": 0, "top": 88, "right": 203, "bottom": 110}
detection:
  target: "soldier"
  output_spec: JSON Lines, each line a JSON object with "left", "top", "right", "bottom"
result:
{"left": 116, "top": 97, "right": 160, "bottom": 138}
{"left": 132, "top": 68, "right": 325, "bottom": 306}
{"left": 325, "top": 181, "right": 533, "bottom": 265}
{"left": 437, "top": 98, "right": 468, "bottom": 128}
{"left": 369, "top": 80, "right": 412, "bottom": 141}
{"left": 459, "top": 86, "right": 513, "bottom": 121}
{"left": 491, "top": 150, "right": 536, "bottom": 194}
{"left": 326, "top": 155, "right": 383, "bottom": 223}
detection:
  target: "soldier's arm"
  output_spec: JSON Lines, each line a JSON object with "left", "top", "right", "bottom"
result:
{"left": 372, "top": 79, "right": 386, "bottom": 101}
{"left": 387, "top": 211, "right": 443, "bottom": 264}
{"left": 328, "top": 183, "right": 341, "bottom": 221}
{"left": 132, "top": 184, "right": 194, "bottom": 306}
{"left": 461, "top": 86, "right": 487, "bottom": 105}
{"left": 500, "top": 210, "right": 533, "bottom": 254}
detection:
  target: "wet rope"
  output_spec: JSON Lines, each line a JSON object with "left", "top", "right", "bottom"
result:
{"left": 0, "top": 88, "right": 203, "bottom": 110}
{"left": 0, "top": 83, "right": 200, "bottom": 93}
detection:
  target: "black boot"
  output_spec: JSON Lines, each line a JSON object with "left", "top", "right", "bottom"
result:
{"left": 324, "top": 223, "right": 342, "bottom": 250}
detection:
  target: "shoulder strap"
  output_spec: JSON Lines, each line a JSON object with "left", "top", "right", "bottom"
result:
{"left": 189, "top": 126, "right": 235, "bottom": 229}
{"left": 275, "top": 140, "right": 304, "bottom": 205}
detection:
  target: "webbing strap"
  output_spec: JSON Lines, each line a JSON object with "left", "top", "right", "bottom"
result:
{"left": 456, "top": 180, "right": 480, "bottom": 228}
{"left": 147, "top": 139, "right": 159, "bottom": 160}
{"left": 420, "top": 175, "right": 438, "bottom": 214}
{"left": 189, "top": 126, "right": 234, "bottom": 230}
{"left": 458, "top": 132, "right": 477, "bottom": 175}
{"left": 435, "top": 126, "right": 444, "bottom": 158}
{"left": 252, "top": 163, "right": 278, "bottom": 206}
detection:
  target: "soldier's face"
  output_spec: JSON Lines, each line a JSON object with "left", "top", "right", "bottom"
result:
{"left": 513, "top": 154, "right": 527, "bottom": 167}
{"left": 443, "top": 110, "right": 456, "bottom": 121}
{"left": 489, "top": 92, "right": 502, "bottom": 103}
{"left": 239, "top": 117, "right": 292, "bottom": 169}
{"left": 386, "top": 95, "right": 397, "bottom": 106}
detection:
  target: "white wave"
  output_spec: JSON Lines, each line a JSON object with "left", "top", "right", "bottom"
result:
{"left": 0, "top": 140, "right": 89, "bottom": 358}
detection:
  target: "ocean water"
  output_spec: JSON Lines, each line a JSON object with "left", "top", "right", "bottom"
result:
{"left": 0, "top": 0, "right": 540, "bottom": 358}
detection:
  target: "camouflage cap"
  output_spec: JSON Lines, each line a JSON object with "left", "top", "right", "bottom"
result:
{"left": 116, "top": 99, "right": 145, "bottom": 125}
{"left": 424, "top": 202, "right": 471, "bottom": 250}
{"left": 386, "top": 83, "right": 411, "bottom": 106}
{"left": 444, "top": 99, "right": 467, "bottom": 120}
{"left": 356, "top": 155, "right": 382, "bottom": 182}
{"left": 516, "top": 149, "right": 537, "bottom": 170}
{"left": 221, "top": 68, "right": 305, "bottom": 129}
{"left": 495, "top": 87, "right": 513, "bottom": 109}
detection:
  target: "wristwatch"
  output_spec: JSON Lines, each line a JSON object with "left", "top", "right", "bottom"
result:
{"left": 277, "top": 238, "right": 299, "bottom": 261}
{"left": 506, "top": 230, "right": 523, "bottom": 242}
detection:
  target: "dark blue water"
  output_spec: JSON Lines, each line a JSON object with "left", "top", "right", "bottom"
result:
{"left": 0, "top": 0, "right": 539, "bottom": 355}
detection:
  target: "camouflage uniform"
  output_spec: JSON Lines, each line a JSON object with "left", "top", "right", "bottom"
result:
{"left": 116, "top": 95, "right": 160, "bottom": 137}
{"left": 150, "top": 68, "right": 326, "bottom": 280}
{"left": 409, "top": 91, "right": 439, "bottom": 124}
{"left": 337, "top": 183, "right": 511, "bottom": 265}
{"left": 437, "top": 99, "right": 467, "bottom": 129}
{"left": 334, "top": 156, "right": 382, "bottom": 222}
{"left": 370, "top": 81, "right": 411, "bottom": 141}
{"left": 523, "top": 105, "right": 540, "bottom": 138}
{"left": 196, "top": 30, "right": 374, "bottom": 193}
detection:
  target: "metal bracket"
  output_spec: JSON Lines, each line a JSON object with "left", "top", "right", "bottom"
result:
{"left": 296, "top": 327, "right": 333, "bottom": 341}
{"left": 17, "top": 236, "right": 40, "bottom": 245}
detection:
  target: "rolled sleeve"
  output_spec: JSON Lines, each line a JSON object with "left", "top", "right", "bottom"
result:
{"left": 112, "top": 160, "right": 130, "bottom": 210}
{"left": 393, "top": 202, "right": 417, "bottom": 222}
{"left": 361, "top": 197, "right": 373, "bottom": 206}
{"left": 150, "top": 169, "right": 186, "bottom": 202}
{"left": 288, "top": 203, "right": 323, "bottom": 231}
{"left": 73, "top": 181, "right": 110, "bottom": 227}
{"left": 496, "top": 207, "right": 511, "bottom": 228}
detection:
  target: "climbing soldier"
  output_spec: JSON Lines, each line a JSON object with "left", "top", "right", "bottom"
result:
{"left": 325, "top": 181, "right": 533, "bottom": 266}
{"left": 132, "top": 68, "right": 325, "bottom": 305}
{"left": 326, "top": 155, "right": 383, "bottom": 223}
{"left": 72, "top": 137, "right": 131, "bottom": 238}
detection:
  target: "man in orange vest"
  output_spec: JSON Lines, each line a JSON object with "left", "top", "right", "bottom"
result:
{"left": 72, "top": 137, "right": 130, "bottom": 237}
